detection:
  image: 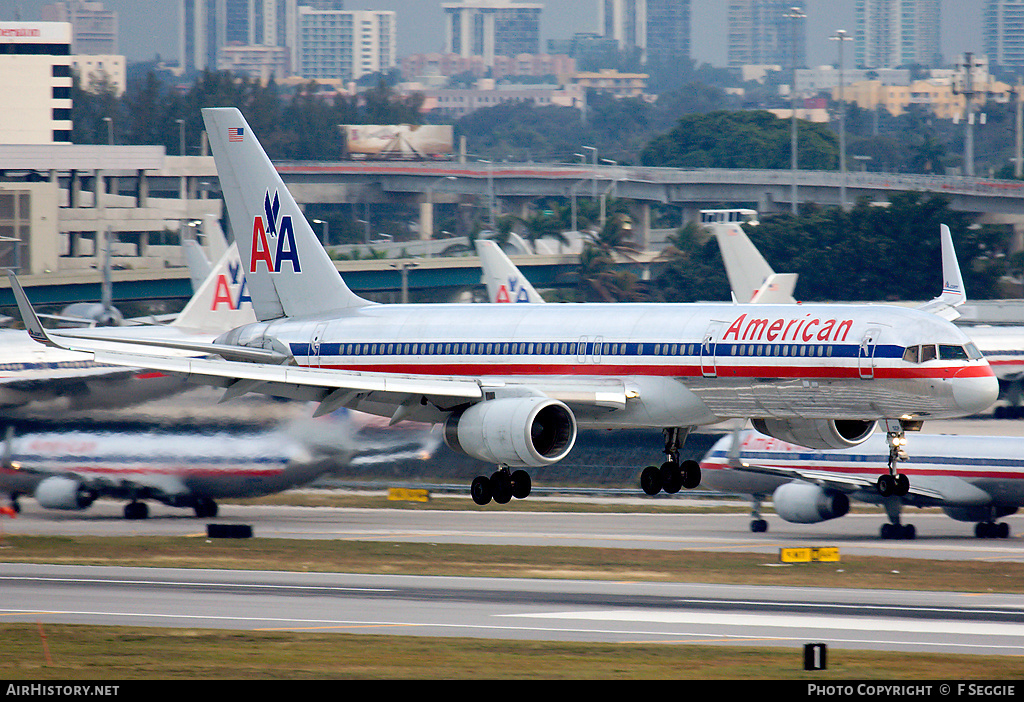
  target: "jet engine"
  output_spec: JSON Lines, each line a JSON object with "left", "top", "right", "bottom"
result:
{"left": 34, "top": 476, "right": 96, "bottom": 511}
{"left": 444, "top": 397, "right": 576, "bottom": 467}
{"left": 772, "top": 482, "right": 850, "bottom": 524}
{"left": 752, "top": 418, "right": 875, "bottom": 450}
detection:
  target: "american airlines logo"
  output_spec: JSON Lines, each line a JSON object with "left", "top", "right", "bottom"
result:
{"left": 250, "top": 190, "right": 301, "bottom": 274}
{"left": 211, "top": 259, "right": 252, "bottom": 311}
{"left": 722, "top": 313, "right": 855, "bottom": 343}
{"left": 494, "top": 276, "right": 531, "bottom": 303}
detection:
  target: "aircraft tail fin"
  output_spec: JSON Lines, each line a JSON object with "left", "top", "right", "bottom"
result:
{"left": 171, "top": 243, "right": 258, "bottom": 333}
{"left": 712, "top": 223, "right": 797, "bottom": 304}
{"left": 201, "top": 107, "right": 370, "bottom": 321}
{"left": 475, "top": 239, "right": 545, "bottom": 303}
{"left": 917, "top": 224, "right": 966, "bottom": 320}
{"left": 749, "top": 273, "right": 799, "bottom": 304}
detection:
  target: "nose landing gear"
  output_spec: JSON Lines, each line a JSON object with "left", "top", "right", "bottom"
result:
{"left": 876, "top": 421, "right": 915, "bottom": 497}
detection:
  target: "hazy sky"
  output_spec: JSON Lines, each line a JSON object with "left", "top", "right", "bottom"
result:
{"left": 0, "top": 0, "right": 985, "bottom": 69}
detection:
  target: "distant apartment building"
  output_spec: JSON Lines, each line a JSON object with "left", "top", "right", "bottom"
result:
{"left": 984, "top": 0, "right": 1024, "bottom": 70}
{"left": 855, "top": 0, "right": 941, "bottom": 69}
{"left": 569, "top": 68, "right": 648, "bottom": 98}
{"left": 422, "top": 81, "right": 584, "bottom": 118}
{"left": 0, "top": 22, "right": 73, "bottom": 144}
{"left": 180, "top": 0, "right": 298, "bottom": 74}
{"left": 443, "top": 0, "right": 543, "bottom": 68}
{"left": 296, "top": 8, "right": 395, "bottom": 82}
{"left": 71, "top": 54, "right": 126, "bottom": 95}
{"left": 599, "top": 0, "right": 690, "bottom": 65}
{"left": 41, "top": 1, "right": 117, "bottom": 55}
{"left": 401, "top": 51, "right": 574, "bottom": 82}
{"left": 727, "top": 1, "right": 806, "bottom": 69}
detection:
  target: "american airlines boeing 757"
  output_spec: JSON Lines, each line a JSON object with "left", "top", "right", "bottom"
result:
{"left": 8, "top": 108, "right": 1000, "bottom": 506}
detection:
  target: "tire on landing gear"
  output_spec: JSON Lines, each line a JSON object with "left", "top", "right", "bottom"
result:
{"left": 124, "top": 501, "right": 149, "bottom": 520}
{"left": 750, "top": 519, "right": 768, "bottom": 533}
{"left": 193, "top": 497, "right": 218, "bottom": 518}
{"left": 471, "top": 475, "right": 492, "bottom": 506}
{"left": 660, "top": 461, "right": 683, "bottom": 494}
{"left": 880, "top": 522, "right": 916, "bottom": 539}
{"left": 975, "top": 521, "right": 1011, "bottom": 538}
{"left": 876, "top": 473, "right": 909, "bottom": 497}
{"left": 640, "top": 465, "right": 662, "bottom": 496}
{"left": 510, "top": 470, "right": 531, "bottom": 500}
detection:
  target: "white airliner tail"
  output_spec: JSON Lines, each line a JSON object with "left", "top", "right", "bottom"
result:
{"left": 918, "top": 224, "right": 967, "bottom": 320}
{"left": 712, "top": 223, "right": 797, "bottom": 304}
{"left": 475, "top": 239, "right": 545, "bottom": 303}
{"left": 171, "top": 243, "right": 258, "bottom": 333}
{"left": 202, "top": 107, "right": 370, "bottom": 321}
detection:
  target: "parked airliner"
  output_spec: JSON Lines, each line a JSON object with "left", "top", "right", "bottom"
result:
{"left": 0, "top": 243, "right": 255, "bottom": 416}
{"left": 700, "top": 428, "right": 1023, "bottom": 539}
{"left": 9, "top": 108, "right": 999, "bottom": 507}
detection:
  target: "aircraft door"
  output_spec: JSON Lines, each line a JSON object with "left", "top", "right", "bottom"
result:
{"left": 858, "top": 328, "right": 880, "bottom": 379}
{"left": 701, "top": 323, "right": 721, "bottom": 378}
{"left": 310, "top": 322, "right": 328, "bottom": 368}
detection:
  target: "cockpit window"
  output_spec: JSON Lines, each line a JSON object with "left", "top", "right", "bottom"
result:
{"left": 939, "top": 344, "right": 968, "bottom": 361}
{"left": 902, "top": 346, "right": 919, "bottom": 363}
{"left": 964, "top": 342, "right": 984, "bottom": 360}
{"left": 920, "top": 344, "right": 937, "bottom": 362}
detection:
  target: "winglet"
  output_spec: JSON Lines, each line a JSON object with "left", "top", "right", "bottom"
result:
{"left": 6, "top": 271, "right": 62, "bottom": 348}
{"left": 917, "top": 224, "right": 966, "bottom": 320}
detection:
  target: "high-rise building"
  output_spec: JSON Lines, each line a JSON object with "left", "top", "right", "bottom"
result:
{"left": 599, "top": 0, "right": 690, "bottom": 65}
{"left": 984, "top": 0, "right": 1024, "bottom": 70}
{"left": 180, "top": 0, "right": 299, "bottom": 74}
{"left": 443, "top": 0, "right": 543, "bottom": 67}
{"left": 854, "top": 0, "right": 941, "bottom": 69}
{"left": 0, "top": 21, "right": 73, "bottom": 144}
{"left": 727, "top": 1, "right": 805, "bottom": 69}
{"left": 296, "top": 8, "right": 396, "bottom": 82}
{"left": 41, "top": 1, "right": 117, "bottom": 55}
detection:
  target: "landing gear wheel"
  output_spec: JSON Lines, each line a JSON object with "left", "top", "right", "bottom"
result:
{"left": 470, "top": 476, "right": 492, "bottom": 506}
{"left": 681, "top": 459, "right": 702, "bottom": 489}
{"left": 750, "top": 519, "right": 768, "bottom": 533}
{"left": 876, "top": 473, "right": 895, "bottom": 497}
{"left": 975, "top": 521, "right": 1011, "bottom": 538}
{"left": 880, "top": 522, "right": 916, "bottom": 539}
{"left": 490, "top": 471, "right": 513, "bottom": 504}
{"left": 660, "top": 461, "right": 682, "bottom": 494}
{"left": 510, "top": 470, "right": 532, "bottom": 500}
{"left": 194, "top": 497, "right": 218, "bottom": 518}
{"left": 124, "top": 501, "right": 148, "bottom": 520}
{"left": 640, "top": 465, "right": 662, "bottom": 496}
{"left": 894, "top": 473, "right": 910, "bottom": 496}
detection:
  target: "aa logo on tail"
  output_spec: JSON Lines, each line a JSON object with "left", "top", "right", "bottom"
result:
{"left": 250, "top": 190, "right": 301, "bottom": 274}
{"left": 494, "top": 277, "right": 531, "bottom": 303}
{"left": 211, "top": 260, "right": 252, "bottom": 311}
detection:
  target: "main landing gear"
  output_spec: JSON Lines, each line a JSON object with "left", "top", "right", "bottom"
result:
{"left": 470, "top": 466, "right": 532, "bottom": 506}
{"left": 876, "top": 421, "right": 912, "bottom": 498}
{"left": 640, "top": 428, "right": 702, "bottom": 496}
{"left": 749, "top": 496, "right": 768, "bottom": 533}
{"left": 879, "top": 499, "right": 916, "bottom": 540}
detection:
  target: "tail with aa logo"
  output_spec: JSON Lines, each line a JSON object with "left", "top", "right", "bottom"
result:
{"left": 202, "top": 107, "right": 371, "bottom": 322}
{"left": 170, "top": 243, "right": 258, "bottom": 333}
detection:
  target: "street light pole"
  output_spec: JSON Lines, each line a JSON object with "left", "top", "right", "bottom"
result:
{"left": 831, "top": 29, "right": 852, "bottom": 210}
{"left": 786, "top": 6, "right": 806, "bottom": 216}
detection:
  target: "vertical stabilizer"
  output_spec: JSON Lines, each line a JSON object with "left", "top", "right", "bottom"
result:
{"left": 712, "top": 223, "right": 796, "bottom": 303}
{"left": 475, "top": 240, "right": 545, "bottom": 303}
{"left": 917, "top": 224, "right": 967, "bottom": 320}
{"left": 171, "top": 243, "right": 257, "bottom": 333}
{"left": 202, "top": 108, "right": 370, "bottom": 321}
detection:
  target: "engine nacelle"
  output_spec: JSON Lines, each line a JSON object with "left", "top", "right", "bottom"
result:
{"left": 444, "top": 397, "right": 576, "bottom": 467}
{"left": 773, "top": 482, "right": 850, "bottom": 524}
{"left": 34, "top": 476, "right": 96, "bottom": 511}
{"left": 752, "top": 418, "right": 875, "bottom": 450}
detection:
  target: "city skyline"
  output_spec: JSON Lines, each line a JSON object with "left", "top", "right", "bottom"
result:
{"left": 1, "top": 0, "right": 985, "bottom": 70}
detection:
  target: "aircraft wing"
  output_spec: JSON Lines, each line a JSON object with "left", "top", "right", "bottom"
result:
{"left": 728, "top": 457, "right": 946, "bottom": 502}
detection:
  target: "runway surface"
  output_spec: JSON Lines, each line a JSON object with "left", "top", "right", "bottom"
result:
{"left": 3, "top": 563, "right": 1024, "bottom": 655}
{"left": 4, "top": 497, "right": 1023, "bottom": 562}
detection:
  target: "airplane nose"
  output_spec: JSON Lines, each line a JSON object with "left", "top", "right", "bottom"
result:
{"left": 953, "top": 371, "right": 1000, "bottom": 416}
